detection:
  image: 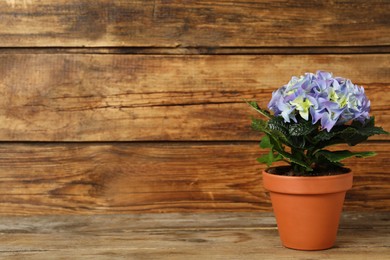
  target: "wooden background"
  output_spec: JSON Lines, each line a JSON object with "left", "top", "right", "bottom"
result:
{"left": 0, "top": 0, "right": 389, "bottom": 215}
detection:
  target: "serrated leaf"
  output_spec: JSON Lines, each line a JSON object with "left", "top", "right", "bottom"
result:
{"left": 260, "top": 135, "right": 272, "bottom": 149}
{"left": 313, "top": 130, "right": 336, "bottom": 143}
{"left": 338, "top": 128, "right": 369, "bottom": 146}
{"left": 246, "top": 100, "right": 271, "bottom": 118}
{"left": 257, "top": 150, "right": 283, "bottom": 167}
{"left": 314, "top": 116, "right": 389, "bottom": 146}
{"left": 346, "top": 117, "right": 388, "bottom": 137}
{"left": 268, "top": 136, "right": 313, "bottom": 171}
{"left": 315, "top": 155, "right": 344, "bottom": 167}
{"left": 357, "top": 125, "right": 389, "bottom": 136}
{"left": 251, "top": 118, "right": 268, "bottom": 133}
{"left": 252, "top": 117, "right": 291, "bottom": 148}
{"left": 288, "top": 120, "right": 317, "bottom": 136}
{"left": 289, "top": 136, "right": 307, "bottom": 149}
{"left": 315, "top": 150, "right": 376, "bottom": 163}
{"left": 268, "top": 116, "right": 289, "bottom": 136}
{"left": 277, "top": 149, "right": 313, "bottom": 171}
{"left": 269, "top": 129, "right": 291, "bottom": 146}
{"left": 351, "top": 116, "right": 374, "bottom": 128}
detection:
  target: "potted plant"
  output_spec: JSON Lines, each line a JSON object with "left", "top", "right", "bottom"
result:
{"left": 247, "top": 71, "right": 388, "bottom": 251}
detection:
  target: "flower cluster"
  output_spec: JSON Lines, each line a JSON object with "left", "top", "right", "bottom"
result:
{"left": 268, "top": 71, "right": 371, "bottom": 131}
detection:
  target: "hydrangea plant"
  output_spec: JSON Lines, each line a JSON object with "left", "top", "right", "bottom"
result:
{"left": 248, "top": 71, "right": 388, "bottom": 176}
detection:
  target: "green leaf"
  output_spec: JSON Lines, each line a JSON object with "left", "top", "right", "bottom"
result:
{"left": 337, "top": 126, "right": 387, "bottom": 146}
{"left": 289, "top": 136, "right": 310, "bottom": 149}
{"left": 315, "top": 154, "right": 344, "bottom": 168}
{"left": 352, "top": 116, "right": 375, "bottom": 128}
{"left": 288, "top": 120, "right": 317, "bottom": 136}
{"left": 277, "top": 148, "right": 313, "bottom": 171}
{"left": 245, "top": 100, "right": 271, "bottom": 119}
{"left": 251, "top": 116, "right": 291, "bottom": 147}
{"left": 259, "top": 135, "right": 272, "bottom": 149}
{"left": 313, "top": 129, "right": 336, "bottom": 143}
{"left": 313, "top": 116, "right": 389, "bottom": 146}
{"left": 267, "top": 116, "right": 305, "bottom": 148}
{"left": 268, "top": 136, "right": 313, "bottom": 171}
{"left": 338, "top": 127, "right": 369, "bottom": 146}
{"left": 269, "top": 129, "right": 292, "bottom": 147}
{"left": 357, "top": 125, "right": 389, "bottom": 137}
{"left": 268, "top": 116, "right": 289, "bottom": 137}
{"left": 251, "top": 118, "right": 268, "bottom": 133}
{"left": 257, "top": 150, "right": 283, "bottom": 167}
{"left": 315, "top": 150, "right": 376, "bottom": 163}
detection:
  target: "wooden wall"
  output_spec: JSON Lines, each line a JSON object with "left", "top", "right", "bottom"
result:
{"left": 0, "top": 0, "right": 389, "bottom": 215}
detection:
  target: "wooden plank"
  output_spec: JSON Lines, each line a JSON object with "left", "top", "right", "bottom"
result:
{"left": 3, "top": 46, "right": 390, "bottom": 55}
{"left": 0, "top": 212, "right": 388, "bottom": 259}
{"left": 0, "top": 53, "right": 389, "bottom": 141}
{"left": 0, "top": 142, "right": 388, "bottom": 215}
{"left": 0, "top": 0, "right": 389, "bottom": 47}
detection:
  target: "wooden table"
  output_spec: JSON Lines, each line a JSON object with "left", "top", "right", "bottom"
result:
{"left": 0, "top": 212, "right": 388, "bottom": 259}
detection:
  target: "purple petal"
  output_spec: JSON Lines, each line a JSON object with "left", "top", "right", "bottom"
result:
{"left": 316, "top": 70, "right": 333, "bottom": 80}
{"left": 310, "top": 107, "right": 324, "bottom": 124}
{"left": 321, "top": 112, "right": 337, "bottom": 132}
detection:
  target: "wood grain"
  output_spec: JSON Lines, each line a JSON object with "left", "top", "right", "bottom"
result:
{"left": 0, "top": 0, "right": 389, "bottom": 221}
{"left": 0, "top": 0, "right": 389, "bottom": 47}
{"left": 3, "top": 46, "right": 390, "bottom": 55}
{"left": 0, "top": 53, "right": 389, "bottom": 141}
{"left": 0, "top": 212, "right": 388, "bottom": 259}
{"left": 0, "top": 142, "right": 388, "bottom": 215}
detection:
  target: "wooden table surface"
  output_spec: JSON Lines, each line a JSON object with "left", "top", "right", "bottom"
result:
{"left": 0, "top": 212, "right": 388, "bottom": 259}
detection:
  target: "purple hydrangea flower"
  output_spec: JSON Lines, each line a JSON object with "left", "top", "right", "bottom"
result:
{"left": 267, "top": 71, "right": 371, "bottom": 132}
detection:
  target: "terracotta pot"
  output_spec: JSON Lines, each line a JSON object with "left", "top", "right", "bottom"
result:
{"left": 263, "top": 170, "right": 353, "bottom": 251}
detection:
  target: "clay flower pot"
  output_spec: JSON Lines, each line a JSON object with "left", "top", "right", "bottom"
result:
{"left": 263, "top": 170, "right": 353, "bottom": 251}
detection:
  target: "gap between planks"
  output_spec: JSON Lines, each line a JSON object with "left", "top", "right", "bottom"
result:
{"left": 0, "top": 46, "right": 390, "bottom": 55}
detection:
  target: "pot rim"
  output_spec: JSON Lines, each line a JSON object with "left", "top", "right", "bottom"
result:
{"left": 262, "top": 170, "right": 353, "bottom": 195}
